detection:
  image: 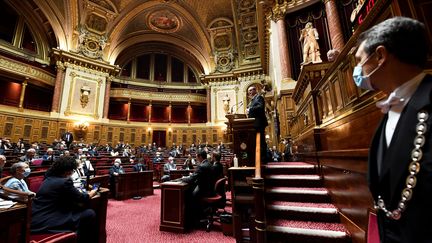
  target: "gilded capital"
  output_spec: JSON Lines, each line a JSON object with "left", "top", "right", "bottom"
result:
{"left": 271, "top": 5, "right": 286, "bottom": 22}
{"left": 56, "top": 61, "right": 65, "bottom": 71}
{"left": 322, "top": 0, "right": 333, "bottom": 4}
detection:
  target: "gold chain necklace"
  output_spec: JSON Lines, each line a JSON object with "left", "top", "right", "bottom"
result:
{"left": 375, "top": 110, "right": 429, "bottom": 220}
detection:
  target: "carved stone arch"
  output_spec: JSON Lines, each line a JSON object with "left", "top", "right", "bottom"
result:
{"left": 32, "top": 0, "right": 68, "bottom": 49}
{"left": 114, "top": 42, "right": 204, "bottom": 77}
{"left": 4, "top": 0, "right": 56, "bottom": 62}
{"left": 108, "top": 34, "right": 210, "bottom": 74}
{"left": 106, "top": 1, "right": 212, "bottom": 73}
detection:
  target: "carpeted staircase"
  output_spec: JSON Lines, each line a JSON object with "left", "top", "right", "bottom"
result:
{"left": 264, "top": 162, "right": 351, "bottom": 243}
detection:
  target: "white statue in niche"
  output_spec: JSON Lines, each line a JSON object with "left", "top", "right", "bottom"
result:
{"left": 299, "top": 22, "right": 322, "bottom": 65}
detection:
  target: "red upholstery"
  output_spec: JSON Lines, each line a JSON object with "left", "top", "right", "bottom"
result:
{"left": 30, "top": 232, "right": 77, "bottom": 243}
{"left": 27, "top": 175, "right": 45, "bottom": 193}
{"left": 32, "top": 159, "right": 44, "bottom": 166}
{"left": 367, "top": 212, "right": 379, "bottom": 243}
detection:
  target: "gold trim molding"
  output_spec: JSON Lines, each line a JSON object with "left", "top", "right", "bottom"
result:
{"left": 0, "top": 56, "right": 55, "bottom": 86}
{"left": 52, "top": 48, "right": 120, "bottom": 76}
{"left": 110, "top": 88, "right": 207, "bottom": 103}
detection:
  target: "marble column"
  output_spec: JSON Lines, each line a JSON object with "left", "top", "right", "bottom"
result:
{"left": 103, "top": 76, "right": 112, "bottom": 119}
{"left": 18, "top": 78, "right": 28, "bottom": 111}
{"left": 206, "top": 86, "right": 211, "bottom": 122}
{"left": 51, "top": 61, "right": 65, "bottom": 112}
{"left": 127, "top": 98, "right": 131, "bottom": 122}
{"left": 187, "top": 103, "right": 191, "bottom": 125}
{"left": 324, "top": 0, "right": 345, "bottom": 52}
{"left": 168, "top": 102, "right": 172, "bottom": 123}
{"left": 148, "top": 102, "right": 152, "bottom": 123}
{"left": 272, "top": 8, "right": 292, "bottom": 81}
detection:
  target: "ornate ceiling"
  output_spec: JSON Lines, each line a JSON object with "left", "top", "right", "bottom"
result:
{"left": 12, "top": 0, "right": 272, "bottom": 77}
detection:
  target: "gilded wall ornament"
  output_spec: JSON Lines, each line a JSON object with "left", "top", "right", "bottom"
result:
{"left": 80, "top": 84, "right": 91, "bottom": 108}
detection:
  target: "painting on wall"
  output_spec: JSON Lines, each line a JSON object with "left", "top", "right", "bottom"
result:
{"left": 148, "top": 10, "right": 180, "bottom": 33}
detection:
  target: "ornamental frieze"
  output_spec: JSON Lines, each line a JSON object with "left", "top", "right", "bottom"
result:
{"left": 0, "top": 56, "right": 55, "bottom": 86}
{"left": 110, "top": 88, "right": 207, "bottom": 103}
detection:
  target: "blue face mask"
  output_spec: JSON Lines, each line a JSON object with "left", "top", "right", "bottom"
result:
{"left": 353, "top": 66, "right": 374, "bottom": 90}
{"left": 23, "top": 168, "right": 31, "bottom": 177}
{"left": 353, "top": 53, "right": 379, "bottom": 91}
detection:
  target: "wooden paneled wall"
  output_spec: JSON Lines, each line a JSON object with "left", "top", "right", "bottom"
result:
{"left": 282, "top": 1, "right": 428, "bottom": 242}
{"left": 0, "top": 110, "right": 224, "bottom": 147}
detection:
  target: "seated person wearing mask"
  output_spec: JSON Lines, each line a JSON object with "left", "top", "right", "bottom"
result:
{"left": 20, "top": 148, "right": 38, "bottom": 164}
{"left": 161, "top": 157, "right": 176, "bottom": 182}
{"left": 109, "top": 159, "right": 125, "bottom": 176}
{"left": 31, "top": 156, "right": 98, "bottom": 243}
{"left": 4, "top": 162, "right": 34, "bottom": 194}
{"left": 182, "top": 154, "right": 195, "bottom": 170}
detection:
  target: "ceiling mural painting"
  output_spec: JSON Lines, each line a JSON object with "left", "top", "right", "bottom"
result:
{"left": 147, "top": 9, "right": 181, "bottom": 33}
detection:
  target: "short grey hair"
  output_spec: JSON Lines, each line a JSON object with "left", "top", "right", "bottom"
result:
{"left": 0, "top": 155, "right": 6, "bottom": 161}
{"left": 10, "top": 162, "right": 27, "bottom": 175}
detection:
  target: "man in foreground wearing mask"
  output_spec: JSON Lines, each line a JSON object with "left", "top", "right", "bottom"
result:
{"left": 4, "top": 162, "right": 34, "bottom": 194}
{"left": 353, "top": 16, "right": 431, "bottom": 242}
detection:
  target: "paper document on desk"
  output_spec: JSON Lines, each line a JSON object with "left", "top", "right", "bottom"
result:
{"left": 0, "top": 198, "right": 17, "bottom": 209}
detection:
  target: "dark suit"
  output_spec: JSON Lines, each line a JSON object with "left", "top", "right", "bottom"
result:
{"left": 133, "top": 163, "right": 146, "bottom": 172}
{"left": 248, "top": 94, "right": 268, "bottom": 163}
{"left": 368, "top": 75, "right": 432, "bottom": 243}
{"left": 183, "top": 159, "right": 215, "bottom": 198}
{"left": 31, "top": 176, "right": 95, "bottom": 242}
{"left": 213, "top": 161, "right": 224, "bottom": 180}
{"left": 62, "top": 132, "right": 74, "bottom": 148}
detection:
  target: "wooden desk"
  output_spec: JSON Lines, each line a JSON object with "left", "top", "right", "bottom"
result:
{"left": 90, "top": 188, "right": 109, "bottom": 243}
{"left": 112, "top": 171, "right": 153, "bottom": 200}
{"left": 169, "top": 170, "right": 192, "bottom": 180}
{"left": 159, "top": 181, "right": 191, "bottom": 233}
{"left": 0, "top": 203, "right": 27, "bottom": 243}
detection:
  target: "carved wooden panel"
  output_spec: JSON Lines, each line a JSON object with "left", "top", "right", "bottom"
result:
{"left": 4, "top": 123, "right": 13, "bottom": 136}
{"left": 23, "top": 125, "right": 32, "bottom": 138}
{"left": 41, "top": 127, "right": 48, "bottom": 139}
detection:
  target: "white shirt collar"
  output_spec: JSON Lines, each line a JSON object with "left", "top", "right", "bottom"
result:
{"left": 388, "top": 72, "right": 426, "bottom": 111}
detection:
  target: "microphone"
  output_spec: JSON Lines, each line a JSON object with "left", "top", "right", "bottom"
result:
{"left": 230, "top": 101, "right": 243, "bottom": 114}
{"left": 234, "top": 101, "right": 243, "bottom": 113}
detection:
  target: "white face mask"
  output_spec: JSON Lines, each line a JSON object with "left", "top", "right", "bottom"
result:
{"left": 23, "top": 168, "right": 31, "bottom": 177}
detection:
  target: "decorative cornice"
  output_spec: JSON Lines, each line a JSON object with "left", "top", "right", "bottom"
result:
{"left": 0, "top": 55, "right": 55, "bottom": 86}
{"left": 110, "top": 88, "right": 207, "bottom": 103}
{"left": 201, "top": 67, "right": 264, "bottom": 84}
{"left": 293, "top": 62, "right": 332, "bottom": 104}
{"left": 113, "top": 77, "right": 204, "bottom": 90}
{"left": 51, "top": 48, "right": 120, "bottom": 76}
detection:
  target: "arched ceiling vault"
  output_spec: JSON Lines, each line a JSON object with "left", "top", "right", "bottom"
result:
{"left": 107, "top": 1, "right": 212, "bottom": 73}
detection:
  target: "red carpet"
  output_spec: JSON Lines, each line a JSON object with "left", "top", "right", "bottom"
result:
{"left": 106, "top": 189, "right": 235, "bottom": 243}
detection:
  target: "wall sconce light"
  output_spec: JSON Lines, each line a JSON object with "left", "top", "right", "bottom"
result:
{"left": 74, "top": 120, "right": 90, "bottom": 131}
{"left": 168, "top": 127, "right": 172, "bottom": 137}
{"left": 80, "top": 84, "right": 91, "bottom": 108}
{"left": 147, "top": 127, "right": 152, "bottom": 136}
{"left": 73, "top": 120, "right": 90, "bottom": 139}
